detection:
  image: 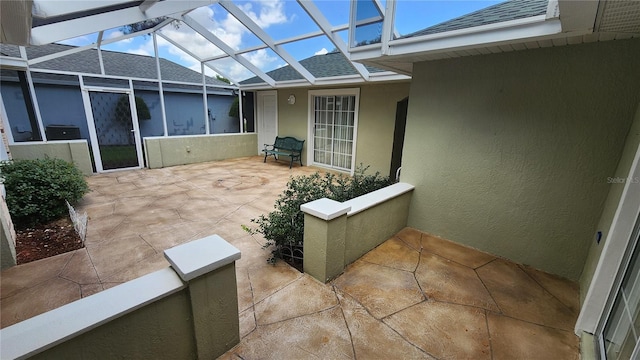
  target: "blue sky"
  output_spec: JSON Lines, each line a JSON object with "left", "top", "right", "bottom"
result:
{"left": 61, "top": 0, "right": 502, "bottom": 82}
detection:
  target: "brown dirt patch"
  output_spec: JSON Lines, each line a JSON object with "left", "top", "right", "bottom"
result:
{"left": 15, "top": 217, "right": 83, "bottom": 264}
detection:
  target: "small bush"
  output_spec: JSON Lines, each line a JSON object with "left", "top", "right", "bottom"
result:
{"left": 0, "top": 158, "right": 89, "bottom": 227}
{"left": 245, "top": 165, "right": 392, "bottom": 264}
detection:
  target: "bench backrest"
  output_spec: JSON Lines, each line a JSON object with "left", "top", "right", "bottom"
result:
{"left": 274, "top": 136, "right": 304, "bottom": 152}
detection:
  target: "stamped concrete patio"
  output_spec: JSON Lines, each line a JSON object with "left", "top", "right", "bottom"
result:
{"left": 1, "top": 156, "right": 580, "bottom": 359}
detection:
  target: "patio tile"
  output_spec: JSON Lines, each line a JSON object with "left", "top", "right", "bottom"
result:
{"left": 80, "top": 283, "right": 104, "bottom": 297}
{"left": 209, "top": 218, "right": 255, "bottom": 242}
{"left": 337, "top": 290, "right": 434, "bottom": 359}
{"left": 520, "top": 264, "right": 580, "bottom": 315}
{"left": 236, "top": 268, "right": 254, "bottom": 312}
{"left": 86, "top": 235, "right": 157, "bottom": 280}
{"left": 176, "top": 199, "right": 238, "bottom": 222}
{"left": 149, "top": 193, "right": 193, "bottom": 209}
{"left": 384, "top": 301, "right": 491, "bottom": 359}
{"left": 476, "top": 259, "right": 577, "bottom": 331}
{"left": 415, "top": 252, "right": 499, "bottom": 312}
{"left": 93, "top": 182, "right": 139, "bottom": 196}
{"left": 59, "top": 248, "right": 100, "bottom": 285}
{"left": 0, "top": 251, "right": 73, "bottom": 299}
{"left": 487, "top": 312, "right": 580, "bottom": 360}
{"left": 226, "top": 235, "right": 272, "bottom": 269}
{"left": 81, "top": 202, "right": 115, "bottom": 219}
{"left": 359, "top": 237, "right": 420, "bottom": 272}
{"left": 422, "top": 234, "right": 495, "bottom": 269}
{"left": 254, "top": 275, "right": 338, "bottom": 325}
{"left": 228, "top": 307, "right": 354, "bottom": 359}
{"left": 248, "top": 264, "right": 302, "bottom": 304}
{"left": 332, "top": 260, "right": 424, "bottom": 319}
{"left": 239, "top": 307, "right": 256, "bottom": 338}
{"left": 395, "top": 227, "right": 424, "bottom": 251}
{"left": 99, "top": 252, "right": 169, "bottom": 284}
{"left": 0, "top": 277, "right": 81, "bottom": 328}
{"left": 84, "top": 215, "right": 127, "bottom": 244}
{"left": 140, "top": 222, "right": 202, "bottom": 251}
{"left": 112, "top": 198, "right": 156, "bottom": 216}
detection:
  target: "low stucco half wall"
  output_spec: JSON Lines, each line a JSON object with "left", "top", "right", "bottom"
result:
{"left": 144, "top": 133, "right": 258, "bottom": 168}
{"left": 0, "top": 235, "right": 241, "bottom": 360}
{"left": 9, "top": 140, "right": 93, "bottom": 175}
{"left": 302, "top": 183, "right": 414, "bottom": 282}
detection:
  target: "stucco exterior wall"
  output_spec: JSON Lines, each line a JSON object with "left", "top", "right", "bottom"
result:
{"left": 29, "top": 290, "right": 196, "bottom": 360}
{"left": 344, "top": 191, "right": 412, "bottom": 264}
{"left": 276, "top": 82, "right": 410, "bottom": 176}
{"left": 144, "top": 133, "right": 258, "bottom": 168}
{"left": 9, "top": 140, "right": 93, "bottom": 175}
{"left": 579, "top": 100, "right": 640, "bottom": 302}
{"left": 402, "top": 39, "right": 640, "bottom": 280}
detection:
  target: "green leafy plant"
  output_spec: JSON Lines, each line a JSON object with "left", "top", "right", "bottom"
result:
{"left": 244, "top": 165, "right": 392, "bottom": 265}
{"left": 0, "top": 158, "right": 89, "bottom": 227}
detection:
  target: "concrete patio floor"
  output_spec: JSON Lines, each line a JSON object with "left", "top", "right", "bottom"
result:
{"left": 1, "top": 156, "right": 580, "bottom": 359}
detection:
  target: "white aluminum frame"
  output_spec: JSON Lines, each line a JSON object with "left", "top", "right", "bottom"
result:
{"left": 307, "top": 88, "right": 360, "bottom": 175}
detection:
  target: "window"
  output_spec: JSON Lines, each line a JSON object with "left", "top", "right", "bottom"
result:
{"left": 309, "top": 89, "right": 359, "bottom": 173}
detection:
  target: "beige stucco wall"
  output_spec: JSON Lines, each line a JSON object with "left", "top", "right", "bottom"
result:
{"left": 579, "top": 100, "right": 640, "bottom": 302}
{"left": 9, "top": 141, "right": 93, "bottom": 175}
{"left": 29, "top": 290, "right": 196, "bottom": 359}
{"left": 344, "top": 191, "right": 412, "bottom": 264}
{"left": 144, "top": 133, "right": 258, "bottom": 168}
{"left": 276, "top": 82, "right": 410, "bottom": 176}
{"left": 402, "top": 39, "right": 640, "bottom": 280}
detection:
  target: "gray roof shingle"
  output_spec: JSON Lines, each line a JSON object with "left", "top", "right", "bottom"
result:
{"left": 0, "top": 43, "right": 230, "bottom": 87}
{"left": 240, "top": 51, "right": 385, "bottom": 85}
{"left": 402, "top": 0, "right": 548, "bottom": 38}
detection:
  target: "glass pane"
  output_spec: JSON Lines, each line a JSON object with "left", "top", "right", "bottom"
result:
{"left": 604, "top": 229, "right": 640, "bottom": 359}
{"left": 207, "top": 90, "right": 239, "bottom": 134}
{"left": 133, "top": 81, "right": 165, "bottom": 137}
{"left": 89, "top": 92, "right": 139, "bottom": 170}
{"left": 353, "top": 0, "right": 383, "bottom": 47}
{"left": 0, "top": 70, "right": 41, "bottom": 142}
{"left": 163, "top": 85, "right": 206, "bottom": 136}
{"left": 33, "top": 79, "right": 90, "bottom": 142}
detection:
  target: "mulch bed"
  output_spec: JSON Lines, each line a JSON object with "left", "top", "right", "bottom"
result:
{"left": 15, "top": 217, "right": 84, "bottom": 265}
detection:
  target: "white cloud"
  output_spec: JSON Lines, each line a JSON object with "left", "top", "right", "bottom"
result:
{"left": 104, "top": 30, "right": 133, "bottom": 43}
{"left": 132, "top": 1, "right": 291, "bottom": 81}
{"left": 314, "top": 48, "right": 328, "bottom": 55}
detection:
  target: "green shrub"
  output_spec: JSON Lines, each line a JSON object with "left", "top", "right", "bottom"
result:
{"left": 0, "top": 158, "right": 89, "bottom": 227}
{"left": 244, "top": 165, "right": 392, "bottom": 264}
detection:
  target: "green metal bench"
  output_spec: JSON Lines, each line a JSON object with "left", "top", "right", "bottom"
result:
{"left": 263, "top": 136, "right": 305, "bottom": 168}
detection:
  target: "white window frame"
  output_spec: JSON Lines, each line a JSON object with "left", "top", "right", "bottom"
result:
{"left": 576, "top": 142, "right": 640, "bottom": 336}
{"left": 307, "top": 88, "right": 360, "bottom": 175}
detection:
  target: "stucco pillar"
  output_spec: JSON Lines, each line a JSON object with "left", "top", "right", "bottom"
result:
{"left": 301, "top": 198, "right": 350, "bottom": 283}
{"left": 1, "top": 184, "right": 17, "bottom": 269}
{"left": 164, "top": 235, "right": 241, "bottom": 359}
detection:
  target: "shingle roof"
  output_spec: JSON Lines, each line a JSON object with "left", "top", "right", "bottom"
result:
{"left": 402, "top": 0, "right": 548, "bottom": 38}
{"left": 0, "top": 43, "right": 229, "bottom": 87}
{"left": 240, "top": 51, "right": 386, "bottom": 85}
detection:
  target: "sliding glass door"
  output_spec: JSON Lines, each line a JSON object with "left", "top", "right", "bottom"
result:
{"left": 597, "top": 214, "right": 640, "bottom": 359}
{"left": 311, "top": 90, "right": 358, "bottom": 172}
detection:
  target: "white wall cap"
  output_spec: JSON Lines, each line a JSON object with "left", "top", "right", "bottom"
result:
{"left": 0, "top": 267, "right": 185, "bottom": 360}
{"left": 301, "top": 198, "right": 351, "bottom": 220}
{"left": 164, "top": 234, "right": 241, "bottom": 282}
{"left": 343, "top": 182, "right": 415, "bottom": 216}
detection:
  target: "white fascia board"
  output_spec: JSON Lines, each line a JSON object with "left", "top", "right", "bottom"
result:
{"left": 237, "top": 72, "right": 411, "bottom": 91}
{"left": 32, "top": 0, "right": 133, "bottom": 18}
{"left": 351, "top": 16, "right": 561, "bottom": 61}
{"left": 219, "top": 0, "right": 315, "bottom": 84}
{"left": 30, "top": 0, "right": 216, "bottom": 45}
{"left": 0, "top": 56, "right": 28, "bottom": 70}
{"left": 558, "top": 0, "right": 599, "bottom": 33}
{"left": 182, "top": 14, "right": 276, "bottom": 87}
